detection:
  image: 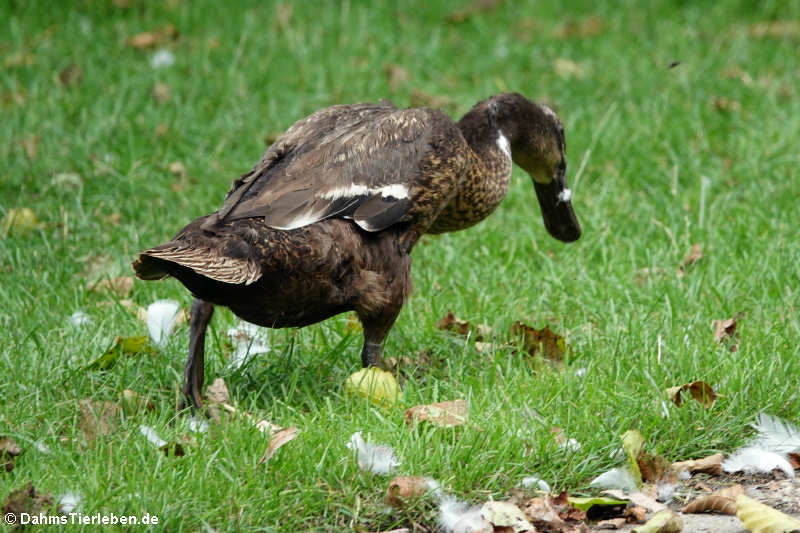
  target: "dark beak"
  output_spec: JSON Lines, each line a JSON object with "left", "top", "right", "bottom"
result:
{"left": 533, "top": 175, "right": 581, "bottom": 243}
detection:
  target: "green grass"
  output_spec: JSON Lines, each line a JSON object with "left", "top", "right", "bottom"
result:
{"left": 2, "top": 0, "right": 799, "bottom": 530}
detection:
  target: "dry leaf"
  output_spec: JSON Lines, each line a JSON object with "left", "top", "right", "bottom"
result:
{"left": 1, "top": 483, "right": 54, "bottom": 524}
{"left": 385, "top": 476, "right": 440, "bottom": 507}
{"left": 78, "top": 399, "right": 121, "bottom": 442}
{"left": 679, "top": 243, "right": 703, "bottom": 272}
{"left": 524, "top": 496, "right": 565, "bottom": 527}
{"left": 410, "top": 88, "right": 456, "bottom": 109}
{"left": 88, "top": 276, "right": 134, "bottom": 296}
{"left": 552, "top": 17, "right": 606, "bottom": 38}
{"left": 444, "top": 0, "right": 504, "bottom": 23}
{"left": 481, "top": 500, "right": 535, "bottom": 532}
{"left": 1, "top": 207, "right": 41, "bottom": 237}
{"left": 204, "top": 377, "right": 232, "bottom": 420}
{"left": 405, "top": 399, "right": 467, "bottom": 427}
{"left": 626, "top": 506, "right": 648, "bottom": 523}
{"left": 666, "top": 381, "right": 720, "bottom": 408}
{"left": 20, "top": 134, "right": 39, "bottom": 159}
{"left": 127, "top": 24, "right": 178, "bottom": 49}
{"left": 682, "top": 484, "right": 742, "bottom": 515}
{"left": 258, "top": 426, "right": 298, "bottom": 465}
{"left": 58, "top": 63, "right": 82, "bottom": 87}
{"left": 437, "top": 310, "right": 471, "bottom": 336}
{"left": 383, "top": 64, "right": 411, "bottom": 90}
{"left": 554, "top": 58, "right": 587, "bottom": 79}
{"left": 671, "top": 452, "right": 724, "bottom": 476}
{"left": 168, "top": 161, "right": 186, "bottom": 177}
{"left": 85, "top": 335, "right": 152, "bottom": 371}
{"left": 713, "top": 317, "right": 739, "bottom": 352}
{"left": 153, "top": 82, "right": 171, "bottom": 103}
{"left": 0, "top": 437, "right": 22, "bottom": 472}
{"left": 596, "top": 518, "right": 627, "bottom": 529}
{"left": 511, "top": 321, "right": 567, "bottom": 361}
{"left": 637, "top": 451, "right": 675, "bottom": 483}
{"left": 788, "top": 452, "right": 800, "bottom": 470}
{"left": 736, "top": 494, "right": 800, "bottom": 533}
{"left": 632, "top": 509, "right": 682, "bottom": 533}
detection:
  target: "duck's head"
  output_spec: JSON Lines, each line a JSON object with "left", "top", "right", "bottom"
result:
{"left": 490, "top": 93, "right": 581, "bottom": 243}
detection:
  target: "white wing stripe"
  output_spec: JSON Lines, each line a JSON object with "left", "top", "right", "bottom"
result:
{"left": 319, "top": 183, "right": 409, "bottom": 200}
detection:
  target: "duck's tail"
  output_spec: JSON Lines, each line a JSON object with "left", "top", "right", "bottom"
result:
{"left": 132, "top": 217, "right": 263, "bottom": 286}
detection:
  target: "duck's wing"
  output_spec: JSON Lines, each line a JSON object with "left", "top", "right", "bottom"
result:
{"left": 214, "top": 101, "right": 438, "bottom": 232}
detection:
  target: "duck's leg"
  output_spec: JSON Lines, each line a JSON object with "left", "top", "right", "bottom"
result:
{"left": 180, "top": 298, "right": 214, "bottom": 411}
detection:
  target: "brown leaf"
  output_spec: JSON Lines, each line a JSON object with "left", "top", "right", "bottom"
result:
{"left": 20, "top": 134, "right": 39, "bottom": 159}
{"left": 626, "top": 505, "right": 648, "bottom": 523}
{"left": 88, "top": 276, "right": 134, "bottom": 297}
{"left": 0, "top": 437, "right": 22, "bottom": 473}
{"left": 713, "top": 317, "right": 739, "bottom": 352}
{"left": 679, "top": 243, "right": 703, "bottom": 272}
{"left": 788, "top": 452, "right": 800, "bottom": 470}
{"left": 552, "top": 16, "right": 606, "bottom": 38}
{"left": 410, "top": 88, "right": 456, "bottom": 110}
{"left": 525, "top": 495, "right": 565, "bottom": 527}
{"left": 671, "top": 452, "right": 725, "bottom": 476}
{"left": 58, "top": 63, "right": 83, "bottom": 87}
{"left": 383, "top": 64, "right": 411, "bottom": 90}
{"left": 152, "top": 82, "right": 171, "bottom": 103}
{"left": 205, "top": 377, "right": 232, "bottom": 420}
{"left": 384, "top": 476, "right": 438, "bottom": 507}
{"left": 258, "top": 426, "right": 298, "bottom": 465}
{"left": 666, "top": 381, "right": 720, "bottom": 408}
{"left": 437, "top": 310, "right": 471, "bottom": 336}
{"left": 405, "top": 399, "right": 467, "bottom": 427}
{"left": 637, "top": 451, "right": 674, "bottom": 484}
{"left": 682, "top": 484, "right": 743, "bottom": 515}
{"left": 511, "top": 322, "right": 567, "bottom": 361}
{"left": 444, "top": 0, "right": 504, "bottom": 23}
{"left": 1, "top": 483, "right": 54, "bottom": 523}
{"left": 78, "top": 399, "right": 121, "bottom": 442}
{"left": 126, "top": 24, "right": 179, "bottom": 49}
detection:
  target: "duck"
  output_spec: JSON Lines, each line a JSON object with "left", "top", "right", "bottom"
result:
{"left": 132, "top": 92, "right": 581, "bottom": 410}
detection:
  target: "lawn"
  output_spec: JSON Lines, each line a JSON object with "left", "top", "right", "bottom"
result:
{"left": 1, "top": 0, "right": 799, "bottom": 530}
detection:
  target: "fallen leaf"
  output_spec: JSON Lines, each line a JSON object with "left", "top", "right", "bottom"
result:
{"left": 1, "top": 483, "right": 54, "bottom": 524}
{"left": 524, "top": 496, "right": 566, "bottom": 527}
{"left": 481, "top": 500, "right": 534, "bottom": 532}
{"left": 405, "top": 399, "right": 467, "bottom": 427}
{"left": 682, "top": 484, "right": 743, "bottom": 515}
{"left": 168, "top": 161, "right": 186, "bottom": 177}
{"left": 666, "top": 380, "right": 720, "bottom": 408}
{"left": 88, "top": 276, "right": 134, "bottom": 296}
{"left": 626, "top": 506, "right": 648, "bottom": 523}
{"left": 444, "top": 0, "right": 504, "bottom": 23}
{"left": 714, "top": 97, "right": 742, "bottom": 113}
{"left": 1, "top": 207, "right": 41, "bottom": 237}
{"left": 437, "top": 310, "right": 471, "bottom": 336}
{"left": 385, "top": 476, "right": 440, "bottom": 507}
{"left": 58, "top": 63, "right": 82, "bottom": 87}
{"left": 345, "top": 367, "right": 400, "bottom": 407}
{"left": 552, "top": 16, "right": 606, "bottom": 38}
{"left": 567, "top": 496, "right": 629, "bottom": 512}
{"left": 153, "top": 82, "right": 171, "bottom": 103}
{"left": 20, "top": 134, "right": 39, "bottom": 159}
{"left": 632, "top": 509, "right": 682, "bottom": 533}
{"left": 679, "top": 243, "right": 703, "bottom": 272}
{"left": 622, "top": 430, "right": 645, "bottom": 485}
{"left": 736, "top": 494, "right": 800, "bottom": 533}
{"left": 596, "top": 517, "right": 627, "bottom": 529}
{"left": 603, "top": 490, "right": 667, "bottom": 513}
{"left": 789, "top": 452, "right": 800, "bottom": 470}
{"left": 126, "top": 24, "right": 178, "bottom": 49}
{"left": 553, "top": 58, "right": 587, "bottom": 79}
{"left": 78, "top": 399, "right": 121, "bottom": 442}
{"left": 258, "top": 426, "right": 298, "bottom": 465}
{"left": 0, "top": 437, "right": 22, "bottom": 472}
{"left": 85, "top": 335, "right": 152, "bottom": 371}
{"left": 713, "top": 317, "right": 739, "bottom": 351}
{"left": 383, "top": 63, "right": 411, "bottom": 90}
{"left": 510, "top": 321, "right": 567, "bottom": 361}
{"left": 637, "top": 451, "right": 675, "bottom": 483}
{"left": 671, "top": 452, "right": 724, "bottom": 476}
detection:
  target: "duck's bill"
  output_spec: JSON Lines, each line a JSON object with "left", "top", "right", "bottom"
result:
{"left": 533, "top": 179, "right": 581, "bottom": 243}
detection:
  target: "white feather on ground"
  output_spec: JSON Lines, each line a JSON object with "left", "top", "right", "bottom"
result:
{"left": 69, "top": 310, "right": 91, "bottom": 326}
{"left": 347, "top": 431, "right": 400, "bottom": 475}
{"left": 59, "top": 492, "right": 81, "bottom": 514}
{"left": 751, "top": 413, "right": 800, "bottom": 455}
{"left": 589, "top": 467, "right": 639, "bottom": 492}
{"left": 146, "top": 299, "right": 180, "bottom": 346}
{"left": 226, "top": 321, "right": 270, "bottom": 370}
{"left": 722, "top": 446, "right": 795, "bottom": 478}
{"left": 520, "top": 476, "right": 551, "bottom": 492}
{"left": 438, "top": 495, "right": 492, "bottom": 533}
{"left": 139, "top": 425, "right": 168, "bottom": 448}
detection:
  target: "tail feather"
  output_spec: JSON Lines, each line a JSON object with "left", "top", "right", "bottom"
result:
{"left": 133, "top": 242, "right": 262, "bottom": 286}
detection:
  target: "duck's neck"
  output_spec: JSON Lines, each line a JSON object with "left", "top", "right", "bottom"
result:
{"left": 426, "top": 104, "right": 513, "bottom": 234}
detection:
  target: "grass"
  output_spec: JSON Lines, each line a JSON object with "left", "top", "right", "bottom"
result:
{"left": 2, "top": 0, "right": 799, "bottom": 530}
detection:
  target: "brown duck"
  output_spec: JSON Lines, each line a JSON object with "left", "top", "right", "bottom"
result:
{"left": 133, "top": 92, "right": 581, "bottom": 409}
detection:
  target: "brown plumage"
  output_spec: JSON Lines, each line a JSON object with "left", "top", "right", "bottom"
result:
{"left": 132, "top": 93, "right": 580, "bottom": 410}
